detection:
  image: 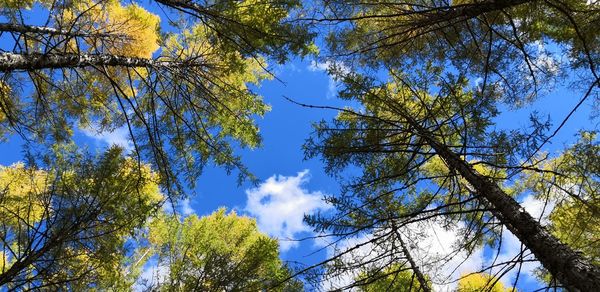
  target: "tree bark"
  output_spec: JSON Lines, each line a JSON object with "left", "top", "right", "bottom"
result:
{"left": 400, "top": 113, "right": 600, "bottom": 291}
{"left": 0, "top": 23, "right": 128, "bottom": 39}
{"left": 0, "top": 52, "right": 204, "bottom": 72}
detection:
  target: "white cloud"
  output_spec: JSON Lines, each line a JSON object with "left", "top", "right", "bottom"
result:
{"left": 404, "top": 220, "right": 485, "bottom": 291}
{"left": 474, "top": 77, "right": 484, "bottom": 88}
{"left": 80, "top": 124, "right": 133, "bottom": 151}
{"left": 161, "top": 198, "right": 196, "bottom": 217}
{"left": 307, "top": 60, "right": 350, "bottom": 75}
{"left": 317, "top": 221, "right": 484, "bottom": 291}
{"left": 319, "top": 194, "right": 555, "bottom": 291}
{"left": 521, "top": 194, "right": 556, "bottom": 225}
{"left": 487, "top": 229, "right": 539, "bottom": 289}
{"left": 420, "top": 194, "right": 555, "bottom": 290}
{"left": 286, "top": 62, "right": 301, "bottom": 73}
{"left": 315, "top": 220, "right": 473, "bottom": 291}
{"left": 136, "top": 262, "right": 168, "bottom": 291}
{"left": 307, "top": 60, "right": 350, "bottom": 99}
{"left": 307, "top": 60, "right": 329, "bottom": 72}
{"left": 179, "top": 198, "right": 195, "bottom": 216}
{"left": 519, "top": 41, "right": 561, "bottom": 82}
{"left": 272, "top": 62, "right": 302, "bottom": 75}
{"left": 320, "top": 233, "right": 376, "bottom": 291}
{"left": 414, "top": 195, "right": 555, "bottom": 290}
{"left": 245, "top": 170, "right": 331, "bottom": 252}
{"left": 534, "top": 41, "right": 560, "bottom": 76}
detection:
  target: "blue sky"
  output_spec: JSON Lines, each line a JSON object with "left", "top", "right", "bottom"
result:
{"left": 2, "top": 55, "right": 595, "bottom": 290}
{"left": 1, "top": 2, "right": 598, "bottom": 291}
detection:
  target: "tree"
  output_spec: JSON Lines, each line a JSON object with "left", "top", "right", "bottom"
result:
{"left": 0, "top": 146, "right": 162, "bottom": 289}
{"left": 1, "top": 0, "right": 598, "bottom": 290}
{"left": 301, "top": 68, "right": 599, "bottom": 290}
{"left": 298, "top": 0, "right": 600, "bottom": 290}
{"left": 0, "top": 1, "right": 314, "bottom": 289}
{"left": 0, "top": 149, "right": 304, "bottom": 290}
{"left": 142, "top": 208, "right": 302, "bottom": 291}
{"left": 0, "top": 0, "right": 314, "bottom": 197}
{"left": 320, "top": 0, "right": 599, "bottom": 102}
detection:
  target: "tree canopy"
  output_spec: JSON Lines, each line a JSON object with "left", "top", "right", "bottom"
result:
{"left": 144, "top": 208, "right": 301, "bottom": 291}
{"left": 298, "top": 0, "right": 600, "bottom": 290}
{"left": 0, "top": 0, "right": 315, "bottom": 197}
{"left": 0, "top": 0, "right": 599, "bottom": 291}
{"left": 0, "top": 151, "right": 296, "bottom": 290}
{"left": 0, "top": 147, "right": 162, "bottom": 289}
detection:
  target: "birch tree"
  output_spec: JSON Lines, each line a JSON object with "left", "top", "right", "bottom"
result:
{"left": 0, "top": 0, "right": 314, "bottom": 196}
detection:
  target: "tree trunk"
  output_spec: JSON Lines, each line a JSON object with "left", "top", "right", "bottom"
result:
{"left": 0, "top": 52, "right": 203, "bottom": 72}
{"left": 401, "top": 113, "right": 600, "bottom": 291}
{"left": 0, "top": 23, "right": 128, "bottom": 39}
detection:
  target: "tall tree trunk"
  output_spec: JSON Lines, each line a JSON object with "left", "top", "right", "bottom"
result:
{"left": 0, "top": 23, "right": 128, "bottom": 39}
{"left": 400, "top": 113, "right": 600, "bottom": 291}
{"left": 0, "top": 52, "right": 203, "bottom": 72}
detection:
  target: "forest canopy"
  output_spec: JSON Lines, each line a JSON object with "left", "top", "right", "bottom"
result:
{"left": 0, "top": 0, "right": 598, "bottom": 291}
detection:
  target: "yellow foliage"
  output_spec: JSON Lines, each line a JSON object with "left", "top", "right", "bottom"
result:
{"left": 458, "top": 273, "right": 511, "bottom": 292}
{"left": 0, "top": 154, "right": 162, "bottom": 229}
{"left": 147, "top": 208, "right": 289, "bottom": 290}
{"left": 549, "top": 200, "right": 600, "bottom": 265}
{"left": 165, "top": 24, "right": 270, "bottom": 83}
{"left": 0, "top": 251, "right": 9, "bottom": 272}
{"left": 519, "top": 135, "right": 599, "bottom": 266}
{"left": 120, "top": 157, "right": 163, "bottom": 204}
{"left": 422, "top": 155, "right": 507, "bottom": 188}
{"left": 0, "top": 151, "right": 163, "bottom": 288}
{"left": 104, "top": 0, "right": 160, "bottom": 58}
{"left": 66, "top": 0, "right": 160, "bottom": 58}
{"left": 0, "top": 163, "right": 48, "bottom": 226}
{"left": 0, "top": 0, "right": 35, "bottom": 9}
